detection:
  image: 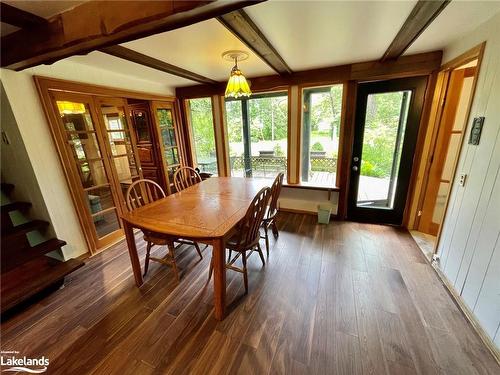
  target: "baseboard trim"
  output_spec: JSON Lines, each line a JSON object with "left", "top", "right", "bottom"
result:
{"left": 432, "top": 264, "right": 500, "bottom": 365}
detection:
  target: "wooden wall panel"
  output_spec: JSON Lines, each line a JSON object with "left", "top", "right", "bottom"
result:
{"left": 436, "top": 13, "right": 500, "bottom": 347}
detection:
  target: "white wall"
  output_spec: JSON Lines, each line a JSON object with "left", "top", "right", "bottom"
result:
{"left": 437, "top": 12, "right": 500, "bottom": 348}
{"left": 0, "top": 59, "right": 174, "bottom": 259}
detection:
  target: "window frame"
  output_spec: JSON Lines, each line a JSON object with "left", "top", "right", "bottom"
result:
{"left": 224, "top": 90, "right": 290, "bottom": 179}
{"left": 184, "top": 96, "right": 220, "bottom": 176}
{"left": 298, "top": 83, "right": 347, "bottom": 189}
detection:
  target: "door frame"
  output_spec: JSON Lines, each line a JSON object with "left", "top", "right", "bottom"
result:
{"left": 409, "top": 42, "right": 485, "bottom": 252}
{"left": 347, "top": 76, "right": 428, "bottom": 225}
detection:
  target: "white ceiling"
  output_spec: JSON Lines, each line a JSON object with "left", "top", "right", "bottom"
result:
{"left": 4, "top": 0, "right": 500, "bottom": 89}
{"left": 245, "top": 0, "right": 418, "bottom": 70}
{"left": 122, "top": 18, "right": 274, "bottom": 81}
{"left": 407, "top": 0, "right": 500, "bottom": 54}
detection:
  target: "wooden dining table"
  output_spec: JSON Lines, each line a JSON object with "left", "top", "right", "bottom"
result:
{"left": 121, "top": 177, "right": 270, "bottom": 320}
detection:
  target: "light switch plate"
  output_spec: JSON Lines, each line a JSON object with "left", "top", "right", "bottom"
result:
{"left": 459, "top": 173, "right": 467, "bottom": 186}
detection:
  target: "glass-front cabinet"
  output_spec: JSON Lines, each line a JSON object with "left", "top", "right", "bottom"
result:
{"left": 49, "top": 92, "right": 143, "bottom": 253}
{"left": 151, "top": 100, "right": 185, "bottom": 194}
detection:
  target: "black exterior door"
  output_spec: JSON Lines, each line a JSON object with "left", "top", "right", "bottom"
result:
{"left": 348, "top": 76, "right": 427, "bottom": 225}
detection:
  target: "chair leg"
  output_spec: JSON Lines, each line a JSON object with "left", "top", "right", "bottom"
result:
{"left": 208, "top": 256, "right": 214, "bottom": 281}
{"left": 167, "top": 241, "right": 180, "bottom": 282}
{"left": 263, "top": 225, "right": 270, "bottom": 257}
{"left": 271, "top": 220, "right": 279, "bottom": 238}
{"left": 227, "top": 249, "right": 233, "bottom": 263}
{"left": 241, "top": 251, "right": 248, "bottom": 294}
{"left": 256, "top": 243, "right": 266, "bottom": 266}
{"left": 194, "top": 241, "right": 203, "bottom": 259}
{"left": 144, "top": 241, "right": 152, "bottom": 277}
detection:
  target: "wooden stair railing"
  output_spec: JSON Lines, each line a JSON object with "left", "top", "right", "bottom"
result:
{"left": 0, "top": 182, "right": 84, "bottom": 316}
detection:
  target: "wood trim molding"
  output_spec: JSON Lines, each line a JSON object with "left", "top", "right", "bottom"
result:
{"left": 217, "top": 9, "right": 292, "bottom": 75}
{"left": 100, "top": 45, "right": 218, "bottom": 85}
{"left": 2, "top": 0, "right": 263, "bottom": 70}
{"left": 34, "top": 76, "right": 176, "bottom": 102}
{"left": 0, "top": 2, "right": 49, "bottom": 29}
{"left": 337, "top": 81, "right": 357, "bottom": 219}
{"left": 408, "top": 42, "right": 485, "bottom": 233}
{"left": 381, "top": 0, "right": 450, "bottom": 61}
{"left": 176, "top": 51, "right": 442, "bottom": 99}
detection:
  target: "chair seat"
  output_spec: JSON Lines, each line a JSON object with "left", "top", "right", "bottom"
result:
{"left": 143, "top": 232, "right": 171, "bottom": 245}
{"left": 226, "top": 233, "right": 260, "bottom": 251}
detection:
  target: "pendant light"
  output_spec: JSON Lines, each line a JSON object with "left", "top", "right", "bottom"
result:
{"left": 223, "top": 50, "right": 252, "bottom": 98}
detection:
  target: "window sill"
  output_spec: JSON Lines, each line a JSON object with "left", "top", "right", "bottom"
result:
{"left": 282, "top": 181, "right": 340, "bottom": 192}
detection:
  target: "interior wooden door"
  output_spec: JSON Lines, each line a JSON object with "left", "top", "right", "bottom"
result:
{"left": 50, "top": 92, "right": 124, "bottom": 251}
{"left": 150, "top": 100, "right": 185, "bottom": 194}
{"left": 418, "top": 67, "right": 475, "bottom": 235}
{"left": 94, "top": 97, "right": 144, "bottom": 211}
{"left": 128, "top": 102, "right": 166, "bottom": 189}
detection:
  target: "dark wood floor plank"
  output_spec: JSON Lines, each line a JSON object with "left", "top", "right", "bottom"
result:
{"left": 1, "top": 213, "right": 498, "bottom": 375}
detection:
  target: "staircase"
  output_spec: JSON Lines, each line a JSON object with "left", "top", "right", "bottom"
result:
{"left": 1, "top": 182, "right": 84, "bottom": 315}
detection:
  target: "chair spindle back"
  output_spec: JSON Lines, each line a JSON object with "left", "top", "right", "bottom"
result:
{"left": 173, "top": 166, "right": 202, "bottom": 192}
{"left": 234, "top": 187, "right": 271, "bottom": 249}
{"left": 268, "top": 172, "right": 284, "bottom": 219}
{"left": 125, "top": 179, "right": 166, "bottom": 212}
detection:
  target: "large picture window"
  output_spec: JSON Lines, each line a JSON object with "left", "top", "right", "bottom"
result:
{"left": 301, "top": 84, "right": 343, "bottom": 186}
{"left": 187, "top": 98, "right": 218, "bottom": 175}
{"left": 225, "top": 92, "right": 288, "bottom": 179}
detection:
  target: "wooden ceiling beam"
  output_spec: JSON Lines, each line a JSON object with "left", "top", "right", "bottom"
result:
{"left": 100, "top": 45, "right": 218, "bottom": 85}
{"left": 217, "top": 9, "right": 292, "bottom": 75}
{"left": 0, "top": 2, "right": 49, "bottom": 29}
{"left": 176, "top": 51, "right": 442, "bottom": 98}
{"left": 1, "top": 0, "right": 264, "bottom": 71}
{"left": 381, "top": 0, "right": 450, "bottom": 62}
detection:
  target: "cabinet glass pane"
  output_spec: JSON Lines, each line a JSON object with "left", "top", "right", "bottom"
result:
{"left": 93, "top": 209, "right": 120, "bottom": 239}
{"left": 133, "top": 110, "right": 150, "bottom": 142}
{"left": 58, "top": 102, "right": 95, "bottom": 131}
{"left": 165, "top": 147, "right": 179, "bottom": 166}
{"left": 85, "top": 186, "right": 115, "bottom": 213}
{"left": 67, "top": 132, "right": 101, "bottom": 161}
{"left": 157, "top": 108, "right": 177, "bottom": 148}
{"left": 113, "top": 155, "right": 138, "bottom": 182}
{"left": 79, "top": 159, "right": 107, "bottom": 188}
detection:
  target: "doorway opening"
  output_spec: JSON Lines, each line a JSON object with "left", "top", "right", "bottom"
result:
{"left": 410, "top": 43, "right": 484, "bottom": 259}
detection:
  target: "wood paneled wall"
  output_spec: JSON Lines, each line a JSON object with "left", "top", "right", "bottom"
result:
{"left": 437, "top": 13, "right": 500, "bottom": 350}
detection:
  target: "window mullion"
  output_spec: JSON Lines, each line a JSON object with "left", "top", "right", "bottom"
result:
{"left": 241, "top": 99, "right": 252, "bottom": 177}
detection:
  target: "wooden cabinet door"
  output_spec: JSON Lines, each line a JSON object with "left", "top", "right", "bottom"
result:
{"left": 94, "top": 97, "right": 144, "bottom": 213}
{"left": 150, "top": 100, "right": 185, "bottom": 194}
{"left": 129, "top": 103, "right": 166, "bottom": 190}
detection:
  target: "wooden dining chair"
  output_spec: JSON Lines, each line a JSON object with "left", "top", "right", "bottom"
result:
{"left": 208, "top": 186, "right": 271, "bottom": 294}
{"left": 173, "top": 166, "right": 202, "bottom": 192}
{"left": 125, "top": 179, "right": 203, "bottom": 280}
{"left": 261, "top": 172, "right": 284, "bottom": 256}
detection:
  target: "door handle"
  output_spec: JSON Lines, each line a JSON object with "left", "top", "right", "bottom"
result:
{"left": 352, "top": 166, "right": 359, "bottom": 172}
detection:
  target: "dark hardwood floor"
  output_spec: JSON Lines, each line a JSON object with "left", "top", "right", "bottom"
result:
{"left": 1, "top": 213, "right": 498, "bottom": 374}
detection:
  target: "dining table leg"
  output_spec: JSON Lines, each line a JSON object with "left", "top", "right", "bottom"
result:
{"left": 212, "top": 237, "right": 226, "bottom": 320}
{"left": 123, "top": 219, "right": 143, "bottom": 287}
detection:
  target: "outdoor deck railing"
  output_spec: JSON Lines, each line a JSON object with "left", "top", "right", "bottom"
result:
{"left": 229, "top": 156, "right": 337, "bottom": 176}
{"left": 197, "top": 156, "right": 338, "bottom": 177}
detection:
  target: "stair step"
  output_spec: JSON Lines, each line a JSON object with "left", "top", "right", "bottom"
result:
{"left": 3, "top": 219, "right": 49, "bottom": 237}
{"left": 1, "top": 238, "right": 67, "bottom": 273}
{"left": 1, "top": 183, "right": 14, "bottom": 195}
{"left": 1, "top": 257, "right": 84, "bottom": 313}
{"left": 1, "top": 201, "right": 31, "bottom": 213}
